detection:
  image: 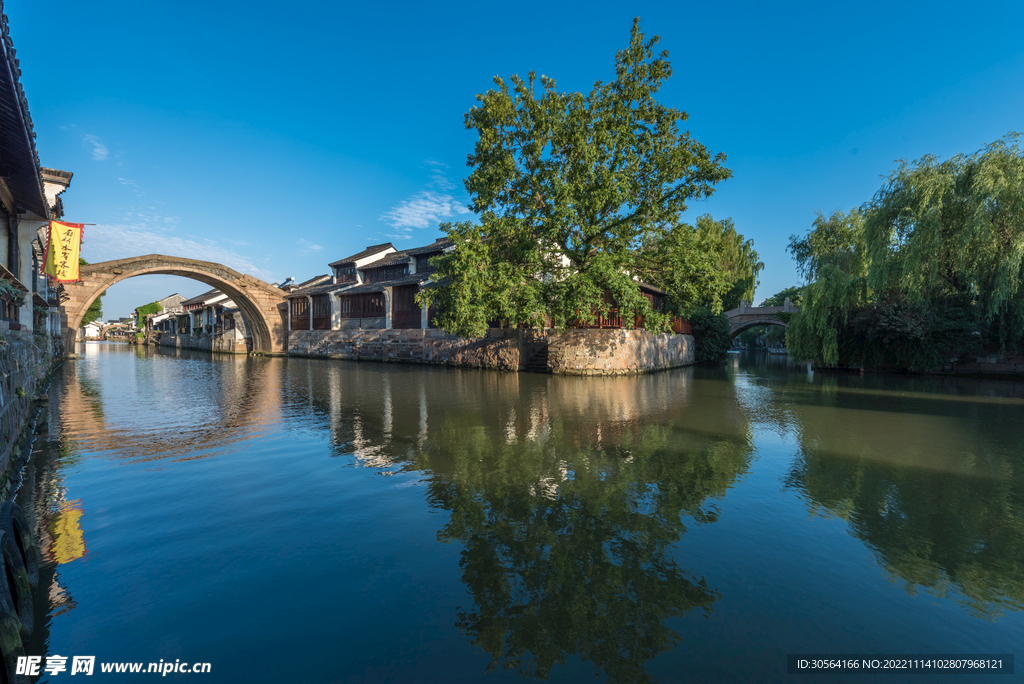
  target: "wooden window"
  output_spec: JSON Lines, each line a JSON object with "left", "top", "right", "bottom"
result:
{"left": 392, "top": 285, "right": 421, "bottom": 329}
{"left": 363, "top": 265, "right": 408, "bottom": 283}
{"left": 311, "top": 294, "right": 332, "bottom": 330}
{"left": 290, "top": 297, "right": 310, "bottom": 330}
{"left": 334, "top": 266, "right": 357, "bottom": 283}
{"left": 337, "top": 292, "right": 385, "bottom": 318}
{"left": 415, "top": 254, "right": 438, "bottom": 274}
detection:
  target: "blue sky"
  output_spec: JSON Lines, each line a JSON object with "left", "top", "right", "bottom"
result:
{"left": 9, "top": 0, "right": 1024, "bottom": 319}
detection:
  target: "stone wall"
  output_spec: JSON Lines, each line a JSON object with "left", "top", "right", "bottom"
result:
{"left": 547, "top": 329, "right": 693, "bottom": 375}
{"left": 156, "top": 330, "right": 249, "bottom": 354}
{"left": 289, "top": 328, "right": 524, "bottom": 370}
{"left": 0, "top": 332, "right": 62, "bottom": 481}
{"left": 288, "top": 327, "right": 694, "bottom": 375}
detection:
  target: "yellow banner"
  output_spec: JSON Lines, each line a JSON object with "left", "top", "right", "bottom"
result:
{"left": 43, "top": 221, "right": 84, "bottom": 283}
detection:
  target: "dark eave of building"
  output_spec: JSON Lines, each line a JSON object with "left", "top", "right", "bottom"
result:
{"left": 362, "top": 251, "right": 411, "bottom": 268}
{"left": 0, "top": 6, "right": 48, "bottom": 218}
{"left": 335, "top": 273, "right": 433, "bottom": 296}
{"left": 404, "top": 237, "right": 452, "bottom": 256}
{"left": 638, "top": 282, "right": 668, "bottom": 296}
{"left": 284, "top": 274, "right": 331, "bottom": 297}
{"left": 181, "top": 288, "right": 223, "bottom": 307}
{"left": 328, "top": 242, "right": 394, "bottom": 268}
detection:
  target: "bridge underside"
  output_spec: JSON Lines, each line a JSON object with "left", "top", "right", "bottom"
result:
{"left": 729, "top": 317, "right": 787, "bottom": 336}
{"left": 61, "top": 255, "right": 287, "bottom": 353}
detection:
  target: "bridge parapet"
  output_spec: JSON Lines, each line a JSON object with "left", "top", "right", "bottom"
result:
{"left": 724, "top": 300, "right": 799, "bottom": 336}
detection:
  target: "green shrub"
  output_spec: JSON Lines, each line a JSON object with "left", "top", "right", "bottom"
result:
{"left": 689, "top": 308, "right": 732, "bottom": 364}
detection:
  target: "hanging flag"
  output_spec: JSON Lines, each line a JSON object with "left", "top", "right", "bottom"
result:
{"left": 42, "top": 221, "right": 84, "bottom": 283}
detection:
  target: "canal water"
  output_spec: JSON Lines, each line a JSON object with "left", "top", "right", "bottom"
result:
{"left": 14, "top": 343, "right": 1024, "bottom": 682}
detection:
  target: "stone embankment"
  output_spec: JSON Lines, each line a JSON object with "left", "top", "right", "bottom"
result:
{"left": 287, "top": 328, "right": 693, "bottom": 375}
{"left": 153, "top": 331, "right": 249, "bottom": 355}
{"left": 0, "top": 332, "right": 63, "bottom": 484}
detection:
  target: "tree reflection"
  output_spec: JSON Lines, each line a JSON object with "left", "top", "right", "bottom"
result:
{"left": 419, "top": 414, "right": 752, "bottom": 682}
{"left": 786, "top": 410, "right": 1024, "bottom": 617}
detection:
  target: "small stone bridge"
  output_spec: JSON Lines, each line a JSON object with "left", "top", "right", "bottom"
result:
{"left": 724, "top": 299, "right": 798, "bottom": 336}
{"left": 62, "top": 255, "right": 288, "bottom": 353}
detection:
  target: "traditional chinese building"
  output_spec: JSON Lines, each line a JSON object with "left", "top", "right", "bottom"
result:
{"left": 151, "top": 288, "right": 251, "bottom": 353}
{"left": 284, "top": 237, "right": 693, "bottom": 375}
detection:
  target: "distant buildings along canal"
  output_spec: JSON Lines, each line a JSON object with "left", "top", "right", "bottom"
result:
{"left": 283, "top": 238, "right": 694, "bottom": 374}
{"left": 148, "top": 289, "right": 252, "bottom": 353}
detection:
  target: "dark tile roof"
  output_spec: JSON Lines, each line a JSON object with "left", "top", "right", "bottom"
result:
{"left": 360, "top": 249, "right": 407, "bottom": 268}
{"left": 0, "top": 13, "right": 48, "bottom": 218}
{"left": 328, "top": 243, "right": 394, "bottom": 267}
{"left": 405, "top": 237, "right": 453, "bottom": 256}
{"left": 285, "top": 278, "right": 342, "bottom": 298}
{"left": 335, "top": 273, "right": 433, "bottom": 297}
{"left": 182, "top": 288, "right": 223, "bottom": 306}
{"left": 285, "top": 276, "right": 333, "bottom": 297}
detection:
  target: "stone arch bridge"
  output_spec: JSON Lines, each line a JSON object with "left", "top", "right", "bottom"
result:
{"left": 724, "top": 299, "right": 798, "bottom": 336}
{"left": 62, "top": 255, "right": 288, "bottom": 353}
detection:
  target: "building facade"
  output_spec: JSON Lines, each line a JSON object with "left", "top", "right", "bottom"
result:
{"left": 283, "top": 238, "right": 694, "bottom": 374}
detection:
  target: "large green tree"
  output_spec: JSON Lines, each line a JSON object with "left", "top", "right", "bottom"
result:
{"left": 786, "top": 134, "right": 1021, "bottom": 368}
{"left": 420, "top": 19, "right": 734, "bottom": 337}
{"left": 865, "top": 133, "right": 1024, "bottom": 347}
{"left": 694, "top": 215, "right": 763, "bottom": 310}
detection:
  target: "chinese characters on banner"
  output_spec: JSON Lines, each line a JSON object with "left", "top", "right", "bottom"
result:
{"left": 42, "top": 221, "right": 84, "bottom": 283}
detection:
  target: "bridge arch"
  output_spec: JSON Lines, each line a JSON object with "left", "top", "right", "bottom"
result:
{"left": 61, "top": 255, "right": 288, "bottom": 353}
{"left": 724, "top": 301, "right": 798, "bottom": 337}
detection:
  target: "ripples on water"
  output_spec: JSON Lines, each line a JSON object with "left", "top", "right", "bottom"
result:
{"left": 13, "top": 343, "right": 1024, "bottom": 683}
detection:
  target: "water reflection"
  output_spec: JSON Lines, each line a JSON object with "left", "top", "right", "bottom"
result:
{"left": 731, "top": 353, "right": 1024, "bottom": 618}
{"left": 419, "top": 417, "right": 751, "bottom": 682}
{"left": 281, "top": 363, "right": 756, "bottom": 682}
{"left": 20, "top": 345, "right": 1024, "bottom": 682}
{"left": 60, "top": 343, "right": 284, "bottom": 464}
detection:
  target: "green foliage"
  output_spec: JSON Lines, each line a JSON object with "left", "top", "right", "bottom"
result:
{"left": 79, "top": 257, "right": 104, "bottom": 326}
{"left": 0, "top": 279, "right": 25, "bottom": 307}
{"left": 689, "top": 308, "right": 731, "bottom": 364}
{"left": 864, "top": 133, "right": 1024, "bottom": 347}
{"left": 419, "top": 20, "right": 734, "bottom": 337}
{"left": 760, "top": 285, "right": 804, "bottom": 308}
{"left": 787, "top": 134, "right": 1023, "bottom": 368}
{"left": 135, "top": 301, "right": 162, "bottom": 327}
{"left": 694, "top": 215, "right": 763, "bottom": 310}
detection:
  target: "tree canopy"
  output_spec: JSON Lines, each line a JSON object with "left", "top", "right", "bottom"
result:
{"left": 419, "top": 19, "right": 743, "bottom": 337}
{"left": 786, "top": 133, "right": 1022, "bottom": 368}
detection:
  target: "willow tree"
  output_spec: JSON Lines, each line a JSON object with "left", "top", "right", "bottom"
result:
{"left": 419, "top": 19, "right": 732, "bottom": 337}
{"left": 694, "top": 215, "right": 763, "bottom": 310}
{"left": 865, "top": 133, "right": 1024, "bottom": 346}
{"left": 785, "top": 209, "right": 869, "bottom": 366}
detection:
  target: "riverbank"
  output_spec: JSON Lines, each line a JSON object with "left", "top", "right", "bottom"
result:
{"left": 286, "top": 327, "right": 695, "bottom": 375}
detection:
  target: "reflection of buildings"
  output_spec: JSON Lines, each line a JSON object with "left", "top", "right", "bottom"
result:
{"left": 303, "top": 362, "right": 710, "bottom": 473}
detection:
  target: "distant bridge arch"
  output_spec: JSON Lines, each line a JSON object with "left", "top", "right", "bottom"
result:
{"left": 61, "top": 255, "right": 287, "bottom": 353}
{"left": 724, "top": 300, "right": 798, "bottom": 336}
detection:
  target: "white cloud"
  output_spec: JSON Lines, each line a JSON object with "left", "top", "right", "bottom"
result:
{"left": 379, "top": 190, "right": 470, "bottom": 239}
{"left": 297, "top": 238, "right": 323, "bottom": 252}
{"left": 424, "top": 159, "right": 455, "bottom": 191}
{"left": 377, "top": 161, "right": 472, "bottom": 240}
{"left": 82, "top": 133, "right": 108, "bottom": 161}
{"left": 85, "top": 221, "right": 274, "bottom": 281}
